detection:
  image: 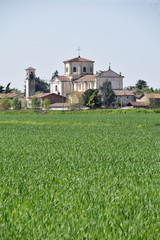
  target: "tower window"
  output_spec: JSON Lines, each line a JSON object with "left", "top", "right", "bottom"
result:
{"left": 83, "top": 67, "right": 86, "bottom": 72}
{"left": 90, "top": 67, "right": 93, "bottom": 73}
{"left": 66, "top": 67, "right": 68, "bottom": 72}
{"left": 73, "top": 67, "right": 76, "bottom": 72}
{"left": 55, "top": 85, "right": 58, "bottom": 91}
{"left": 30, "top": 71, "right": 34, "bottom": 79}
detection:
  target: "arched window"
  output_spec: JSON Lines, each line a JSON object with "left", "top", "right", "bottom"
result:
{"left": 83, "top": 67, "right": 86, "bottom": 72}
{"left": 73, "top": 67, "right": 76, "bottom": 72}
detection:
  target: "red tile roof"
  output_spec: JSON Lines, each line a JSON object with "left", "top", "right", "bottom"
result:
{"left": 74, "top": 75, "right": 97, "bottom": 82}
{"left": 28, "top": 92, "right": 64, "bottom": 99}
{"left": 25, "top": 67, "right": 36, "bottom": 71}
{"left": 0, "top": 93, "right": 20, "bottom": 99}
{"left": 127, "top": 101, "right": 148, "bottom": 107}
{"left": 63, "top": 56, "right": 94, "bottom": 63}
{"left": 56, "top": 76, "right": 71, "bottom": 82}
{"left": 138, "top": 93, "right": 160, "bottom": 100}
{"left": 113, "top": 90, "right": 135, "bottom": 96}
{"left": 50, "top": 103, "right": 68, "bottom": 108}
{"left": 147, "top": 93, "right": 160, "bottom": 99}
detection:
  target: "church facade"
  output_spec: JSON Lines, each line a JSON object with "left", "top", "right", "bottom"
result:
{"left": 25, "top": 55, "right": 131, "bottom": 108}
{"left": 50, "top": 56, "right": 124, "bottom": 97}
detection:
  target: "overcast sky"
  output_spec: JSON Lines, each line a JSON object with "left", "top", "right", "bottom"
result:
{"left": 0, "top": 0, "right": 160, "bottom": 90}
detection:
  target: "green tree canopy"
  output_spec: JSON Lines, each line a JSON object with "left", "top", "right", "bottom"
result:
{"left": 51, "top": 70, "right": 59, "bottom": 80}
{"left": 31, "top": 96, "right": 41, "bottom": 110}
{"left": 83, "top": 89, "right": 97, "bottom": 106}
{"left": 100, "top": 81, "right": 116, "bottom": 108}
{"left": 12, "top": 97, "right": 21, "bottom": 110}
{"left": 35, "top": 77, "right": 50, "bottom": 93}
{"left": 12, "top": 88, "right": 22, "bottom": 94}
{"left": 0, "top": 95, "right": 11, "bottom": 110}
{"left": 43, "top": 98, "right": 50, "bottom": 110}
{"left": 0, "top": 85, "right": 5, "bottom": 93}
{"left": 0, "top": 83, "right": 13, "bottom": 93}
{"left": 135, "top": 80, "right": 148, "bottom": 90}
{"left": 87, "top": 90, "right": 101, "bottom": 108}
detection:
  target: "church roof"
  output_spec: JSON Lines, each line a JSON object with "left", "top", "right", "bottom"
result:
{"left": 56, "top": 76, "right": 71, "bottom": 82}
{"left": 25, "top": 67, "right": 36, "bottom": 71}
{"left": 74, "top": 75, "right": 97, "bottom": 82}
{"left": 63, "top": 56, "right": 94, "bottom": 63}
{"left": 99, "top": 68, "right": 124, "bottom": 78}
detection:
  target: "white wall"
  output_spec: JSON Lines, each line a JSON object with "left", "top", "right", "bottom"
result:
{"left": 64, "top": 62, "right": 94, "bottom": 77}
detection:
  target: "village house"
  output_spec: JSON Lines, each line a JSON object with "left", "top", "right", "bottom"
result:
{"left": 127, "top": 101, "right": 148, "bottom": 108}
{"left": 27, "top": 92, "right": 65, "bottom": 108}
{"left": 0, "top": 93, "right": 21, "bottom": 100}
{"left": 136, "top": 93, "right": 160, "bottom": 107}
{"left": 113, "top": 90, "right": 135, "bottom": 107}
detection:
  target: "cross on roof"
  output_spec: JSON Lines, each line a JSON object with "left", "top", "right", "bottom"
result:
{"left": 77, "top": 47, "right": 82, "bottom": 57}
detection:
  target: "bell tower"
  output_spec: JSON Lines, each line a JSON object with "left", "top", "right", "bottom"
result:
{"left": 25, "top": 67, "right": 36, "bottom": 98}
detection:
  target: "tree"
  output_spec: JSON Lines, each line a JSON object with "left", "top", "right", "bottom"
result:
{"left": 0, "top": 95, "right": 11, "bottom": 110}
{"left": 83, "top": 89, "right": 97, "bottom": 106}
{"left": 5, "top": 83, "right": 13, "bottom": 93}
{"left": 87, "top": 90, "right": 101, "bottom": 108}
{"left": 135, "top": 80, "right": 148, "bottom": 90}
{"left": 31, "top": 96, "right": 41, "bottom": 110}
{"left": 0, "top": 85, "right": 4, "bottom": 93}
{"left": 141, "top": 87, "right": 152, "bottom": 93}
{"left": 124, "top": 85, "right": 134, "bottom": 90}
{"left": 22, "top": 99, "right": 27, "bottom": 109}
{"left": 51, "top": 70, "right": 59, "bottom": 80}
{"left": 12, "top": 88, "right": 22, "bottom": 94}
{"left": 43, "top": 98, "right": 50, "bottom": 110}
{"left": 0, "top": 83, "right": 13, "bottom": 93}
{"left": 35, "top": 77, "right": 50, "bottom": 92}
{"left": 67, "top": 92, "right": 84, "bottom": 110}
{"left": 12, "top": 97, "right": 21, "bottom": 110}
{"left": 100, "top": 81, "right": 116, "bottom": 108}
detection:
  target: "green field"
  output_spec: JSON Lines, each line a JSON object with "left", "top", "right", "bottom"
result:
{"left": 0, "top": 112, "right": 160, "bottom": 239}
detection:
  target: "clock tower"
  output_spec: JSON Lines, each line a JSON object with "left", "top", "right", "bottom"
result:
{"left": 25, "top": 67, "right": 36, "bottom": 98}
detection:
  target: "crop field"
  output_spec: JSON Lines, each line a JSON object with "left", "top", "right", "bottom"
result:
{"left": 0, "top": 112, "right": 160, "bottom": 239}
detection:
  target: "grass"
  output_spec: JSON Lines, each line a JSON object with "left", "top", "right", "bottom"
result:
{"left": 0, "top": 112, "right": 160, "bottom": 239}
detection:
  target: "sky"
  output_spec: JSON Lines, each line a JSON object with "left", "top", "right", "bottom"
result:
{"left": 0, "top": 0, "right": 160, "bottom": 91}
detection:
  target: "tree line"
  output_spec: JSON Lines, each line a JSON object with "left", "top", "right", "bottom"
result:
{"left": 125, "top": 79, "right": 160, "bottom": 93}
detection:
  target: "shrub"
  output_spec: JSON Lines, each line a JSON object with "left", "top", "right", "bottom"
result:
{"left": 43, "top": 98, "right": 50, "bottom": 110}
{"left": 31, "top": 96, "right": 41, "bottom": 110}
{"left": 0, "top": 95, "right": 11, "bottom": 110}
{"left": 12, "top": 97, "right": 21, "bottom": 110}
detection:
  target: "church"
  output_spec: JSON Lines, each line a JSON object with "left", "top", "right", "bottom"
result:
{"left": 50, "top": 55, "right": 124, "bottom": 97}
{"left": 25, "top": 55, "right": 136, "bottom": 108}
